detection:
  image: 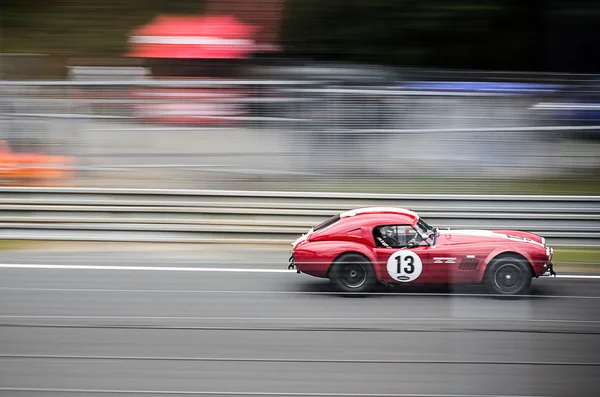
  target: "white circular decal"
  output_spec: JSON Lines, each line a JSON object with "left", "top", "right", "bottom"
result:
{"left": 386, "top": 250, "right": 423, "bottom": 282}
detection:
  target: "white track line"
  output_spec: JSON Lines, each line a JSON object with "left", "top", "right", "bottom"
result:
{"left": 1, "top": 263, "right": 600, "bottom": 280}
{"left": 548, "top": 274, "right": 600, "bottom": 279}
{"left": 0, "top": 389, "right": 551, "bottom": 397}
{"left": 0, "top": 263, "right": 293, "bottom": 273}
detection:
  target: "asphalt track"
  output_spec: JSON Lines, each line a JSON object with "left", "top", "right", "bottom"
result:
{"left": 1, "top": 247, "right": 599, "bottom": 397}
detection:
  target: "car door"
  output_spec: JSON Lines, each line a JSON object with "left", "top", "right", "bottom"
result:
{"left": 372, "top": 224, "right": 441, "bottom": 284}
{"left": 427, "top": 243, "right": 485, "bottom": 284}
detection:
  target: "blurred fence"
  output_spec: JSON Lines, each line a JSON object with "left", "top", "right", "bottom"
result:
{"left": 0, "top": 187, "right": 598, "bottom": 247}
{"left": 1, "top": 76, "right": 599, "bottom": 190}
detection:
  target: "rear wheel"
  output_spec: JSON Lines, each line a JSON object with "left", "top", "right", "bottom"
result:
{"left": 484, "top": 257, "right": 532, "bottom": 295}
{"left": 329, "top": 253, "right": 377, "bottom": 294}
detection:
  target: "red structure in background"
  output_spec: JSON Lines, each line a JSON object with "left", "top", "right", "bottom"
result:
{"left": 126, "top": 1, "right": 285, "bottom": 125}
{"left": 127, "top": 14, "right": 257, "bottom": 59}
{"left": 205, "top": 0, "right": 284, "bottom": 52}
{"left": 126, "top": 14, "right": 256, "bottom": 124}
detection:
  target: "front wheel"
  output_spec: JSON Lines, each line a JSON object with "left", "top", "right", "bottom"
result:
{"left": 484, "top": 257, "right": 532, "bottom": 296}
{"left": 329, "top": 253, "right": 377, "bottom": 294}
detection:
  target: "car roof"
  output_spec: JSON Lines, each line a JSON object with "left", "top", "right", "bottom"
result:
{"left": 340, "top": 207, "right": 419, "bottom": 221}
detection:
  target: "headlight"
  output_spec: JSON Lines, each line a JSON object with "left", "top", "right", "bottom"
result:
{"left": 546, "top": 246, "right": 553, "bottom": 260}
{"left": 541, "top": 237, "right": 546, "bottom": 245}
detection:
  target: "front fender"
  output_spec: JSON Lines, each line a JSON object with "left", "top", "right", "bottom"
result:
{"left": 478, "top": 246, "right": 536, "bottom": 282}
{"left": 490, "top": 230, "right": 545, "bottom": 246}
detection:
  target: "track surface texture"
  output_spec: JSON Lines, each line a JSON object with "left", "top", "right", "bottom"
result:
{"left": 1, "top": 246, "right": 599, "bottom": 397}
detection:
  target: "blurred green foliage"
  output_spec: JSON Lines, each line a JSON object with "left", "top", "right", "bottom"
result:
{"left": 288, "top": 173, "right": 600, "bottom": 195}
{"left": 553, "top": 248, "right": 600, "bottom": 266}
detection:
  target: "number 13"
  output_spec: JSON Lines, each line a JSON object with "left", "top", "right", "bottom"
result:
{"left": 396, "top": 255, "right": 415, "bottom": 274}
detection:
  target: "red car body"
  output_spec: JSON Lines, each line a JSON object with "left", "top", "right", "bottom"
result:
{"left": 290, "top": 207, "right": 555, "bottom": 294}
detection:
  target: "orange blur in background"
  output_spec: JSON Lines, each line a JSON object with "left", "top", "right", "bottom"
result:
{"left": 0, "top": 140, "right": 74, "bottom": 186}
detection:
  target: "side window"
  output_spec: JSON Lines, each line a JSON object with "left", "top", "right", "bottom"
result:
{"left": 374, "top": 225, "right": 420, "bottom": 248}
{"left": 313, "top": 214, "right": 341, "bottom": 232}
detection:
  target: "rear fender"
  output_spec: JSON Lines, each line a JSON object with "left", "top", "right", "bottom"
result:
{"left": 293, "top": 240, "right": 377, "bottom": 278}
{"left": 328, "top": 244, "right": 380, "bottom": 278}
{"left": 297, "top": 240, "right": 377, "bottom": 277}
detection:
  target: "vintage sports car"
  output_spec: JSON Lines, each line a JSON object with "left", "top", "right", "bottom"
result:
{"left": 288, "top": 207, "right": 556, "bottom": 295}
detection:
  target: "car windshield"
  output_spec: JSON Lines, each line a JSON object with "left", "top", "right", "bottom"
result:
{"left": 415, "top": 218, "right": 437, "bottom": 245}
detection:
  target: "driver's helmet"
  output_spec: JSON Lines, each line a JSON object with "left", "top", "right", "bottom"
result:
{"left": 380, "top": 226, "right": 394, "bottom": 238}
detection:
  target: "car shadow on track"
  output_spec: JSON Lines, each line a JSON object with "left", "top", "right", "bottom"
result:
{"left": 294, "top": 280, "right": 554, "bottom": 299}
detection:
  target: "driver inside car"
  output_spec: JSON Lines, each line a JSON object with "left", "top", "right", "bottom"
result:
{"left": 376, "top": 226, "right": 399, "bottom": 248}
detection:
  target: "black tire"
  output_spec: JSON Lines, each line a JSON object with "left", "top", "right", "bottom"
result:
{"left": 329, "top": 253, "right": 377, "bottom": 294}
{"left": 484, "top": 256, "right": 532, "bottom": 296}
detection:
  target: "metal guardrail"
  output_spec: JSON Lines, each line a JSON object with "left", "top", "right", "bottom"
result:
{"left": 0, "top": 187, "right": 598, "bottom": 247}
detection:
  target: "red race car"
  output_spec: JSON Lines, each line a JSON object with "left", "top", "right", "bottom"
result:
{"left": 289, "top": 207, "right": 556, "bottom": 295}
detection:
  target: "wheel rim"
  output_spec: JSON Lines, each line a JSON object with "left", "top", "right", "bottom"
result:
{"left": 493, "top": 263, "right": 524, "bottom": 293}
{"left": 341, "top": 263, "right": 367, "bottom": 289}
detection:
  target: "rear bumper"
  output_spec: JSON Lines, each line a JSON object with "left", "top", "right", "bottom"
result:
{"left": 288, "top": 253, "right": 298, "bottom": 272}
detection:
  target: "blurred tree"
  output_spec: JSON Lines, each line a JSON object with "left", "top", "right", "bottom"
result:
{"left": 1, "top": 0, "right": 598, "bottom": 72}
{"left": 281, "top": 0, "right": 547, "bottom": 71}
{"left": 545, "top": 0, "right": 600, "bottom": 72}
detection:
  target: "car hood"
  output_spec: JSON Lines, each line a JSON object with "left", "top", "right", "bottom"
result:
{"left": 436, "top": 229, "right": 545, "bottom": 247}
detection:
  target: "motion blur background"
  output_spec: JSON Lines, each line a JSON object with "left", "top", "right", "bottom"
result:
{"left": 1, "top": 0, "right": 599, "bottom": 193}
{"left": 1, "top": 3, "right": 600, "bottom": 397}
